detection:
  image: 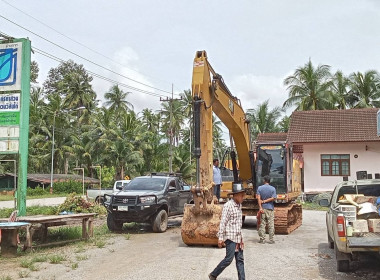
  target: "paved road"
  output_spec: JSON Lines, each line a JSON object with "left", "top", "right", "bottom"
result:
{"left": 6, "top": 210, "right": 377, "bottom": 280}
{"left": 0, "top": 197, "right": 66, "bottom": 209}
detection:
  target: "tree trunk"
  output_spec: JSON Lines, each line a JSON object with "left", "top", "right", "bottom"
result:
{"left": 64, "top": 157, "right": 69, "bottom": 174}
{"left": 120, "top": 165, "right": 124, "bottom": 180}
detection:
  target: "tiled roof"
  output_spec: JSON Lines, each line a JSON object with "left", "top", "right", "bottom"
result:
{"left": 287, "top": 108, "right": 380, "bottom": 143}
{"left": 256, "top": 132, "right": 288, "bottom": 143}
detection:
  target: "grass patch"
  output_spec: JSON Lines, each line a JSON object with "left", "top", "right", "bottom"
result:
{"left": 0, "top": 205, "right": 58, "bottom": 218}
{"left": 0, "top": 276, "right": 13, "bottom": 280}
{"left": 31, "top": 255, "right": 48, "bottom": 263}
{"left": 18, "top": 271, "right": 30, "bottom": 278}
{"left": 48, "top": 254, "right": 66, "bottom": 264}
{"left": 19, "top": 259, "right": 33, "bottom": 269}
{"left": 19, "top": 259, "right": 39, "bottom": 271}
{"left": 94, "top": 223, "right": 111, "bottom": 236}
{"left": 125, "top": 233, "right": 131, "bottom": 240}
{"left": 74, "top": 243, "right": 87, "bottom": 253}
{"left": 75, "top": 254, "right": 88, "bottom": 261}
{"left": 47, "top": 226, "right": 82, "bottom": 242}
{"left": 94, "top": 239, "right": 106, "bottom": 248}
{"left": 29, "top": 263, "right": 40, "bottom": 271}
{"left": 0, "top": 195, "right": 14, "bottom": 201}
{"left": 302, "top": 202, "right": 328, "bottom": 211}
{"left": 0, "top": 193, "right": 66, "bottom": 202}
{"left": 71, "top": 263, "right": 79, "bottom": 270}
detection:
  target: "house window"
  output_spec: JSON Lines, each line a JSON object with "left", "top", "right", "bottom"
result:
{"left": 321, "top": 154, "right": 350, "bottom": 176}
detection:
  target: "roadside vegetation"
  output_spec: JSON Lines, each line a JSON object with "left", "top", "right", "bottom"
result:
{"left": 302, "top": 202, "right": 328, "bottom": 211}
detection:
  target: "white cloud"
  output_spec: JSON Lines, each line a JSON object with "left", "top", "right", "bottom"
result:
{"left": 94, "top": 46, "right": 164, "bottom": 113}
{"left": 230, "top": 74, "right": 288, "bottom": 111}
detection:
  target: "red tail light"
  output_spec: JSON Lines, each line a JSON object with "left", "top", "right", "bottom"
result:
{"left": 337, "top": 215, "right": 346, "bottom": 237}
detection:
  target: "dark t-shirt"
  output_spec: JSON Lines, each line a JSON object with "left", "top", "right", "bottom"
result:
{"left": 257, "top": 184, "right": 276, "bottom": 210}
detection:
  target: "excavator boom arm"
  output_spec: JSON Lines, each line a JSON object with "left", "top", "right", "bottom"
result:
{"left": 192, "top": 51, "right": 253, "bottom": 188}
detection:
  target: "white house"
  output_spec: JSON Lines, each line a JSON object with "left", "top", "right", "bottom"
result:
{"left": 287, "top": 108, "right": 380, "bottom": 193}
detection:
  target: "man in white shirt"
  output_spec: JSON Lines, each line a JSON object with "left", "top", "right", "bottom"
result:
{"left": 213, "top": 158, "right": 222, "bottom": 200}
{"left": 209, "top": 183, "right": 246, "bottom": 280}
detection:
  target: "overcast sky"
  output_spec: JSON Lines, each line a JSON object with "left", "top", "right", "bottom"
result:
{"left": 1, "top": 0, "right": 380, "bottom": 115}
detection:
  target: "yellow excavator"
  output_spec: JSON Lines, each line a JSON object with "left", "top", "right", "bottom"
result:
{"left": 181, "top": 51, "right": 302, "bottom": 246}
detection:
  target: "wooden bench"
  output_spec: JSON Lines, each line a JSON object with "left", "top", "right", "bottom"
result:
{"left": 0, "top": 222, "right": 30, "bottom": 257}
{"left": 16, "top": 213, "right": 96, "bottom": 249}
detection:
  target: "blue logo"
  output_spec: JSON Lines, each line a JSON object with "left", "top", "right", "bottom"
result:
{"left": 0, "top": 48, "right": 18, "bottom": 86}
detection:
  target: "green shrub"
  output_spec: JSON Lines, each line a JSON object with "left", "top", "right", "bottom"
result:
{"left": 27, "top": 186, "right": 49, "bottom": 196}
{"left": 53, "top": 180, "right": 82, "bottom": 194}
{"left": 0, "top": 208, "right": 14, "bottom": 218}
{"left": 57, "top": 193, "right": 106, "bottom": 215}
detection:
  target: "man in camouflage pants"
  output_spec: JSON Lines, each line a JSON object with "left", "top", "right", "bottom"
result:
{"left": 257, "top": 175, "right": 276, "bottom": 244}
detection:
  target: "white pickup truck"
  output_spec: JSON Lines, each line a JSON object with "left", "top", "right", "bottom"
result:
{"left": 86, "top": 180, "right": 131, "bottom": 203}
{"left": 321, "top": 179, "right": 380, "bottom": 272}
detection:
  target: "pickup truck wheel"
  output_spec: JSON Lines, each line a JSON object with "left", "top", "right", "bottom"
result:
{"left": 152, "top": 210, "right": 168, "bottom": 233}
{"left": 95, "top": 196, "right": 104, "bottom": 204}
{"left": 327, "top": 232, "right": 334, "bottom": 249}
{"left": 107, "top": 213, "right": 123, "bottom": 232}
{"left": 337, "top": 259, "right": 350, "bottom": 272}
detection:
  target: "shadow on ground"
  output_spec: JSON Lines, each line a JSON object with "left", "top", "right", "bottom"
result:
{"left": 318, "top": 242, "right": 380, "bottom": 280}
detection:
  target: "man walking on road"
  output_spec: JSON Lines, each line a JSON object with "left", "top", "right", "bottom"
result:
{"left": 213, "top": 158, "right": 222, "bottom": 200}
{"left": 209, "top": 184, "right": 246, "bottom": 280}
{"left": 257, "top": 175, "right": 276, "bottom": 244}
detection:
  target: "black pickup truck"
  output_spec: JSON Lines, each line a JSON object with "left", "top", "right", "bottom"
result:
{"left": 104, "top": 173, "right": 192, "bottom": 232}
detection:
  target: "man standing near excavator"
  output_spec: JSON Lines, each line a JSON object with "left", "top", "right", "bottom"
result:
{"left": 209, "top": 184, "right": 246, "bottom": 280}
{"left": 213, "top": 158, "right": 222, "bottom": 200}
{"left": 257, "top": 175, "right": 277, "bottom": 244}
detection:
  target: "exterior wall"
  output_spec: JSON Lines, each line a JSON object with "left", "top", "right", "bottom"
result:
{"left": 302, "top": 142, "right": 380, "bottom": 192}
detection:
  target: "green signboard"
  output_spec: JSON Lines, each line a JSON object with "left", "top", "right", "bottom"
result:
{"left": 0, "top": 38, "right": 31, "bottom": 216}
{"left": 0, "top": 111, "right": 20, "bottom": 125}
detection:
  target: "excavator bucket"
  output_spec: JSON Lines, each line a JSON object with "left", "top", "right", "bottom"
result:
{"left": 181, "top": 204, "right": 223, "bottom": 246}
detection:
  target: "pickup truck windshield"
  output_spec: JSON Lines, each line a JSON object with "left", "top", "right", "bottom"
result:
{"left": 124, "top": 177, "right": 167, "bottom": 191}
{"left": 336, "top": 184, "right": 380, "bottom": 202}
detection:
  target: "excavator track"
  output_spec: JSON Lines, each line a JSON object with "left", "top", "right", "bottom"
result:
{"left": 274, "top": 203, "right": 303, "bottom": 234}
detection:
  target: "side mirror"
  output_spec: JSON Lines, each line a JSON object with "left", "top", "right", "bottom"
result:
{"left": 319, "top": 199, "right": 330, "bottom": 207}
{"left": 168, "top": 186, "right": 177, "bottom": 192}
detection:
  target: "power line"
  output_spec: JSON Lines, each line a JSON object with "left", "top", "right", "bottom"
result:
{"left": 0, "top": 0, "right": 176, "bottom": 89}
{"left": 33, "top": 47, "right": 165, "bottom": 98}
{"left": 0, "top": 14, "right": 173, "bottom": 95}
{"left": 0, "top": 29, "right": 166, "bottom": 98}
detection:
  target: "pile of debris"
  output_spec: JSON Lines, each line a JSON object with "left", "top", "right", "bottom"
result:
{"left": 338, "top": 194, "right": 380, "bottom": 236}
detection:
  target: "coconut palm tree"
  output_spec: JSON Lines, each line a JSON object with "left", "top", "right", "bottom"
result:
{"left": 278, "top": 115, "right": 290, "bottom": 132}
{"left": 283, "top": 60, "right": 334, "bottom": 110}
{"left": 331, "top": 71, "right": 351, "bottom": 109}
{"left": 160, "top": 99, "right": 186, "bottom": 146}
{"left": 348, "top": 70, "right": 380, "bottom": 108}
{"left": 212, "top": 115, "right": 227, "bottom": 161}
{"left": 61, "top": 72, "right": 96, "bottom": 111}
{"left": 246, "top": 100, "right": 283, "bottom": 140}
{"left": 104, "top": 85, "right": 134, "bottom": 119}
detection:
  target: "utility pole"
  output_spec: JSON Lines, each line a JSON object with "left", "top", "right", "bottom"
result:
{"left": 160, "top": 84, "right": 182, "bottom": 173}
